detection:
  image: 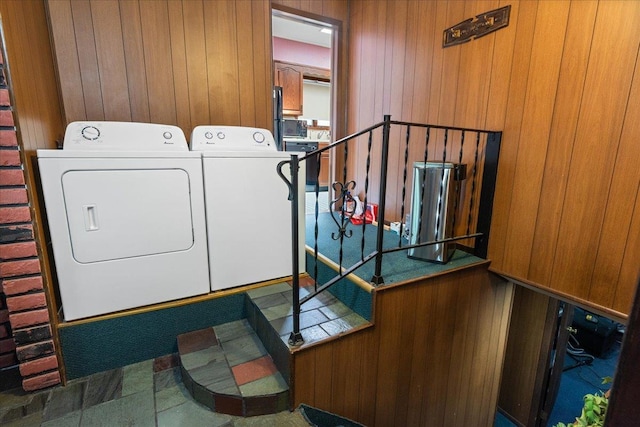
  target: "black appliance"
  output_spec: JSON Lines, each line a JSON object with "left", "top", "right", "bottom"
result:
{"left": 571, "top": 307, "right": 618, "bottom": 357}
{"left": 284, "top": 140, "right": 319, "bottom": 187}
{"left": 283, "top": 119, "right": 308, "bottom": 138}
{"left": 273, "top": 86, "right": 284, "bottom": 151}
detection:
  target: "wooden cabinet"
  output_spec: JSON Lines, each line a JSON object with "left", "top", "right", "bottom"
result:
{"left": 275, "top": 62, "right": 303, "bottom": 116}
{"left": 318, "top": 142, "right": 330, "bottom": 188}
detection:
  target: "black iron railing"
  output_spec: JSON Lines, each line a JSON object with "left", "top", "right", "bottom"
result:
{"left": 277, "top": 115, "right": 502, "bottom": 346}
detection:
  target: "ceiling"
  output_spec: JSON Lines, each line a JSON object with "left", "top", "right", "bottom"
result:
{"left": 272, "top": 15, "right": 332, "bottom": 48}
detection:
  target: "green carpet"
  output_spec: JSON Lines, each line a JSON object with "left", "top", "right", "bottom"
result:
{"left": 305, "top": 212, "right": 484, "bottom": 285}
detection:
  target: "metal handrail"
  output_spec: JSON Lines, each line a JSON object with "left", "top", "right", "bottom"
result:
{"left": 277, "top": 115, "right": 502, "bottom": 346}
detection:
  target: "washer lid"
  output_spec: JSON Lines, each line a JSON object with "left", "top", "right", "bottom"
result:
{"left": 63, "top": 121, "right": 188, "bottom": 151}
{"left": 190, "top": 126, "right": 277, "bottom": 152}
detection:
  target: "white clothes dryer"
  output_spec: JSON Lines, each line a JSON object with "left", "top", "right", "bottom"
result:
{"left": 190, "top": 126, "right": 305, "bottom": 291}
{"left": 38, "top": 122, "right": 210, "bottom": 321}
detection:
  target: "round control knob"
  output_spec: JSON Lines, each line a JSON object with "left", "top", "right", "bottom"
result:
{"left": 216, "top": 132, "right": 226, "bottom": 140}
{"left": 253, "top": 132, "right": 266, "bottom": 143}
{"left": 163, "top": 131, "right": 173, "bottom": 140}
{"left": 204, "top": 131, "right": 213, "bottom": 139}
{"left": 81, "top": 126, "right": 100, "bottom": 141}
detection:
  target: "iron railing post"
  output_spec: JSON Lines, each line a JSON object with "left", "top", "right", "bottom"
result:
{"left": 371, "top": 115, "right": 392, "bottom": 285}
{"left": 288, "top": 154, "right": 304, "bottom": 346}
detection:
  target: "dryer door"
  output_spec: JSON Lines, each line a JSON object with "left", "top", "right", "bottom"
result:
{"left": 62, "top": 168, "right": 194, "bottom": 263}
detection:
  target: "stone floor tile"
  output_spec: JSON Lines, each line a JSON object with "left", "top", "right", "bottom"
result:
{"left": 82, "top": 368, "right": 123, "bottom": 409}
{"left": 231, "top": 356, "right": 278, "bottom": 386}
{"left": 318, "top": 300, "right": 353, "bottom": 320}
{"left": 261, "top": 301, "right": 294, "bottom": 321}
{"left": 80, "top": 389, "right": 155, "bottom": 427}
{"left": 155, "top": 381, "right": 190, "bottom": 413}
{"left": 222, "top": 334, "right": 268, "bottom": 367}
{"left": 177, "top": 327, "right": 217, "bottom": 354}
{"left": 153, "top": 353, "right": 180, "bottom": 373}
{"left": 270, "top": 309, "right": 330, "bottom": 336}
{"left": 319, "top": 313, "right": 368, "bottom": 336}
{"left": 156, "top": 398, "right": 233, "bottom": 427}
{"left": 189, "top": 359, "right": 232, "bottom": 388}
{"left": 180, "top": 345, "right": 226, "bottom": 371}
{"left": 2, "top": 412, "right": 44, "bottom": 427}
{"left": 42, "top": 381, "right": 85, "bottom": 422}
{"left": 252, "top": 293, "right": 289, "bottom": 310}
{"left": 122, "top": 359, "right": 154, "bottom": 397}
{"left": 246, "top": 282, "right": 292, "bottom": 299}
{"left": 213, "top": 319, "right": 253, "bottom": 343}
{"left": 238, "top": 373, "right": 288, "bottom": 397}
{"left": 154, "top": 367, "right": 182, "bottom": 393}
{"left": 41, "top": 410, "right": 81, "bottom": 427}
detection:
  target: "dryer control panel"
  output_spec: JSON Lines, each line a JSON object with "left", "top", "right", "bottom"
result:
{"left": 63, "top": 121, "right": 188, "bottom": 151}
{"left": 190, "top": 126, "right": 276, "bottom": 151}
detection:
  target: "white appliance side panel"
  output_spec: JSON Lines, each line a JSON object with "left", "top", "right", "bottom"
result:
{"left": 62, "top": 169, "right": 194, "bottom": 263}
{"left": 37, "top": 157, "right": 210, "bottom": 321}
{"left": 203, "top": 156, "right": 303, "bottom": 290}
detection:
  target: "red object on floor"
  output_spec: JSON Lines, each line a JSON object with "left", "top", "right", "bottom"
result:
{"left": 231, "top": 355, "right": 278, "bottom": 386}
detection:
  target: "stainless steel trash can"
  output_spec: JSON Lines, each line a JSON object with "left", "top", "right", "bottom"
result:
{"left": 407, "top": 161, "right": 465, "bottom": 263}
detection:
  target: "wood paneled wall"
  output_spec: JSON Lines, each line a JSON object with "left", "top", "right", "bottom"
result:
{"left": 46, "top": 0, "right": 273, "bottom": 136}
{"left": 347, "top": 0, "right": 640, "bottom": 316}
{"left": 292, "top": 264, "right": 513, "bottom": 427}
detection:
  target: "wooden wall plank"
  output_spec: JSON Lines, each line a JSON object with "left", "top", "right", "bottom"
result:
{"left": 182, "top": 0, "right": 209, "bottom": 128}
{"left": 167, "top": 1, "right": 191, "bottom": 133}
{"left": 501, "top": 1, "right": 571, "bottom": 277}
{"left": 550, "top": 1, "right": 640, "bottom": 297}
{"left": 236, "top": 0, "right": 256, "bottom": 127}
{"left": 139, "top": 1, "right": 177, "bottom": 125}
{"left": 589, "top": 50, "right": 640, "bottom": 307}
{"left": 46, "top": 0, "right": 86, "bottom": 122}
{"left": 118, "top": 0, "right": 151, "bottom": 123}
{"left": 71, "top": 0, "right": 104, "bottom": 120}
{"left": 528, "top": 0, "right": 598, "bottom": 285}
{"left": 251, "top": 0, "right": 271, "bottom": 130}
{"left": 485, "top": 0, "right": 538, "bottom": 272}
{"left": 91, "top": 1, "right": 131, "bottom": 121}
{"left": 615, "top": 192, "right": 640, "bottom": 314}
{"left": 204, "top": 0, "right": 240, "bottom": 126}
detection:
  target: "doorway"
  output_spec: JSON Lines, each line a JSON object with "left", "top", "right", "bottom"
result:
{"left": 271, "top": 9, "right": 336, "bottom": 213}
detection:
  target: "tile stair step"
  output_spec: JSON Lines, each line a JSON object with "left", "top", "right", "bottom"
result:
{"left": 177, "top": 319, "right": 289, "bottom": 417}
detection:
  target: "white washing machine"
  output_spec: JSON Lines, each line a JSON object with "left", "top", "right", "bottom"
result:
{"left": 38, "top": 122, "right": 210, "bottom": 321}
{"left": 190, "top": 126, "right": 305, "bottom": 291}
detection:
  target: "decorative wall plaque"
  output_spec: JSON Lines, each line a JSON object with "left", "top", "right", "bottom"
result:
{"left": 443, "top": 5, "right": 511, "bottom": 48}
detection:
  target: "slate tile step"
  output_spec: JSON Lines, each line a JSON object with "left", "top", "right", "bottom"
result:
{"left": 177, "top": 319, "right": 289, "bottom": 417}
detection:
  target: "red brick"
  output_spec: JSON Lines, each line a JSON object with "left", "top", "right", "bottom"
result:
{"left": 9, "top": 308, "right": 50, "bottom": 329}
{"left": 0, "top": 89, "right": 9, "bottom": 106}
{"left": 0, "top": 259, "right": 41, "bottom": 278}
{"left": 2, "top": 276, "right": 43, "bottom": 295}
{"left": 0, "top": 169, "right": 26, "bottom": 186}
{"left": 0, "top": 130, "right": 18, "bottom": 147}
{"left": 16, "top": 339, "right": 54, "bottom": 362}
{"left": 0, "top": 324, "right": 8, "bottom": 338}
{"left": 6, "top": 293, "right": 47, "bottom": 313}
{"left": 0, "top": 224, "right": 34, "bottom": 242}
{"left": 0, "top": 188, "right": 28, "bottom": 205}
{"left": 0, "top": 206, "right": 31, "bottom": 223}
{"left": 0, "top": 110, "right": 14, "bottom": 127}
{"left": 0, "top": 352, "right": 17, "bottom": 368}
{"left": 18, "top": 354, "right": 58, "bottom": 377}
{"left": 0, "top": 241, "right": 37, "bottom": 260}
{"left": 22, "top": 371, "right": 60, "bottom": 391}
{"left": 0, "top": 337, "right": 16, "bottom": 353}
{"left": 0, "top": 149, "right": 20, "bottom": 166}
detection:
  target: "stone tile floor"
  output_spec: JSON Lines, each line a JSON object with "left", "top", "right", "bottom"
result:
{"left": 0, "top": 353, "right": 309, "bottom": 427}
{"left": 247, "top": 280, "right": 369, "bottom": 348}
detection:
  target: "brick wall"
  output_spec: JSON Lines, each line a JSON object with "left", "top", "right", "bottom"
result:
{"left": 0, "top": 50, "right": 60, "bottom": 391}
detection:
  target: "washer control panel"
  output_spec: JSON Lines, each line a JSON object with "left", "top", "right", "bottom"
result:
{"left": 63, "top": 121, "right": 188, "bottom": 151}
{"left": 190, "top": 126, "right": 276, "bottom": 152}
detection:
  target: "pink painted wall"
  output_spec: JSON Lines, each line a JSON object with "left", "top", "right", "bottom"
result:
{"left": 273, "top": 37, "right": 331, "bottom": 70}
